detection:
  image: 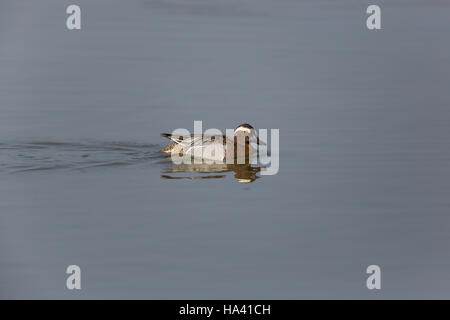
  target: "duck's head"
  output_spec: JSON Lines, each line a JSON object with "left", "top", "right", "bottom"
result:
{"left": 234, "top": 123, "right": 266, "bottom": 145}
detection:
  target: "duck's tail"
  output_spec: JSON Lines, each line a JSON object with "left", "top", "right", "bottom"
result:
{"left": 160, "top": 133, "right": 172, "bottom": 139}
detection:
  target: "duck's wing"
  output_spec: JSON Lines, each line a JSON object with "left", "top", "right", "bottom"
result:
{"left": 160, "top": 133, "right": 202, "bottom": 147}
{"left": 161, "top": 133, "right": 228, "bottom": 145}
{"left": 161, "top": 134, "right": 203, "bottom": 155}
{"left": 161, "top": 133, "right": 228, "bottom": 154}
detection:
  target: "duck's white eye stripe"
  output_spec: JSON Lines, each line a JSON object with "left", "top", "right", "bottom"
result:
{"left": 235, "top": 127, "right": 252, "bottom": 134}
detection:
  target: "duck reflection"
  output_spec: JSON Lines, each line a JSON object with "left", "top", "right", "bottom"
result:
{"left": 161, "top": 162, "right": 261, "bottom": 183}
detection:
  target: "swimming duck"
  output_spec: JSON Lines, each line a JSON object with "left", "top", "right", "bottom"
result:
{"left": 161, "top": 123, "right": 265, "bottom": 162}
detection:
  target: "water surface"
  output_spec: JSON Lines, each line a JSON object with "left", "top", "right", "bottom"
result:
{"left": 1, "top": 0, "right": 450, "bottom": 298}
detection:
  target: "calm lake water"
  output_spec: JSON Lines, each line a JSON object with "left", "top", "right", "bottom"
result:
{"left": 1, "top": 0, "right": 450, "bottom": 298}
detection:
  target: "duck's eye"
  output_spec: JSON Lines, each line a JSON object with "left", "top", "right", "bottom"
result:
{"left": 179, "top": 136, "right": 183, "bottom": 141}
{"left": 211, "top": 136, "right": 215, "bottom": 141}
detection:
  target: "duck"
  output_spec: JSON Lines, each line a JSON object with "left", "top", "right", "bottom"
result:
{"left": 161, "top": 123, "right": 265, "bottom": 162}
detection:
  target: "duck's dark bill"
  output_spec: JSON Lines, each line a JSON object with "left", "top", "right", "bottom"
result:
{"left": 256, "top": 137, "right": 267, "bottom": 145}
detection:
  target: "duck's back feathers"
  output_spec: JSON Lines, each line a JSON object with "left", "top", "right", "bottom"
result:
{"left": 160, "top": 132, "right": 254, "bottom": 159}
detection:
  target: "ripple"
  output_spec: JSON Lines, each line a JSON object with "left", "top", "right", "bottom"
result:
{"left": 0, "top": 140, "right": 166, "bottom": 174}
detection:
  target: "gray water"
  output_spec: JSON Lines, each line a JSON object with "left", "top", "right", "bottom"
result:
{"left": 1, "top": 0, "right": 450, "bottom": 299}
